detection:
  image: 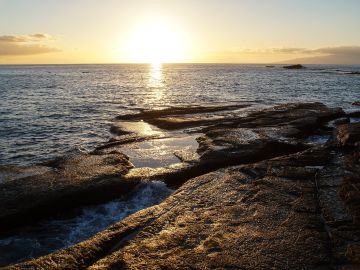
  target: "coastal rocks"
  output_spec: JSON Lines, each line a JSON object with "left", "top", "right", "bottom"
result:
{"left": 115, "top": 104, "right": 251, "bottom": 130}
{"left": 10, "top": 138, "right": 360, "bottom": 270}
{"left": 8, "top": 146, "right": 343, "bottom": 270}
{"left": 283, "top": 64, "right": 305, "bottom": 69}
{"left": 199, "top": 102, "right": 344, "bottom": 134}
{"left": 197, "top": 126, "right": 307, "bottom": 164}
{"left": 0, "top": 165, "right": 53, "bottom": 184}
{"left": 115, "top": 104, "right": 250, "bottom": 121}
{"left": 196, "top": 103, "right": 344, "bottom": 165}
{"left": 0, "top": 152, "right": 135, "bottom": 231}
{"left": 2, "top": 102, "right": 357, "bottom": 269}
{"left": 334, "top": 123, "right": 360, "bottom": 147}
{"left": 352, "top": 101, "right": 360, "bottom": 106}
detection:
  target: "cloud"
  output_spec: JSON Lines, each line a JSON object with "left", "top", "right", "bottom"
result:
{"left": 271, "top": 47, "right": 311, "bottom": 54}
{"left": 29, "top": 33, "right": 52, "bottom": 40}
{"left": 279, "top": 46, "right": 360, "bottom": 64}
{"left": 0, "top": 35, "right": 28, "bottom": 43}
{"left": 0, "top": 43, "right": 60, "bottom": 56}
{"left": 0, "top": 33, "right": 59, "bottom": 56}
{"left": 212, "top": 46, "right": 360, "bottom": 64}
{"left": 233, "top": 46, "right": 360, "bottom": 56}
{"left": 313, "top": 46, "right": 360, "bottom": 56}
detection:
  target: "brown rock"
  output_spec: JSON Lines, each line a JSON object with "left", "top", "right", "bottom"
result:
{"left": 8, "top": 152, "right": 332, "bottom": 269}
{"left": 334, "top": 123, "right": 360, "bottom": 147}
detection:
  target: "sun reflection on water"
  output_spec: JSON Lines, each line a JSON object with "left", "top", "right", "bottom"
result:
{"left": 148, "top": 63, "right": 164, "bottom": 88}
{"left": 147, "top": 63, "right": 165, "bottom": 103}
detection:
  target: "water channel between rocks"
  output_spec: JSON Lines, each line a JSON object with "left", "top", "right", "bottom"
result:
{"left": 0, "top": 121, "right": 201, "bottom": 266}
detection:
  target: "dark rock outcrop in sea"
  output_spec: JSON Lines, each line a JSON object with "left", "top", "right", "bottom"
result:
{"left": 1, "top": 102, "right": 360, "bottom": 269}
{"left": 283, "top": 64, "right": 305, "bottom": 69}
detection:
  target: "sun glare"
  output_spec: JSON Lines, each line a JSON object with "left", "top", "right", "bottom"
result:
{"left": 128, "top": 23, "right": 184, "bottom": 64}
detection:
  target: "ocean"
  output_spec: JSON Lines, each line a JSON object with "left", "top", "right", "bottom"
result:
{"left": 1, "top": 64, "right": 360, "bottom": 166}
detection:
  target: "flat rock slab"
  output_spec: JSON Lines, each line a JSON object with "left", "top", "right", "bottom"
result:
{"left": 0, "top": 152, "right": 135, "bottom": 231}
{"left": 115, "top": 104, "right": 251, "bottom": 121}
{"left": 115, "top": 104, "right": 252, "bottom": 130}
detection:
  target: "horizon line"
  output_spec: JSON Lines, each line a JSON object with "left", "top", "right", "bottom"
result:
{"left": 1, "top": 62, "right": 360, "bottom": 66}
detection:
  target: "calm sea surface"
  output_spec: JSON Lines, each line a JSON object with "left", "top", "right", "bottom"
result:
{"left": 1, "top": 64, "right": 360, "bottom": 166}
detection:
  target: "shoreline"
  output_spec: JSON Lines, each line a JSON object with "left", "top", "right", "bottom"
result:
{"left": 1, "top": 102, "right": 360, "bottom": 268}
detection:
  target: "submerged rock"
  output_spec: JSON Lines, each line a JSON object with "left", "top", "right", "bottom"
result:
{"left": 0, "top": 152, "right": 135, "bottom": 231}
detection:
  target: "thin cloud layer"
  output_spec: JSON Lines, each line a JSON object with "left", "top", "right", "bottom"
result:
{"left": 0, "top": 33, "right": 59, "bottom": 56}
{"left": 211, "top": 46, "right": 360, "bottom": 64}
{"left": 239, "top": 46, "right": 360, "bottom": 56}
{"left": 278, "top": 46, "right": 360, "bottom": 64}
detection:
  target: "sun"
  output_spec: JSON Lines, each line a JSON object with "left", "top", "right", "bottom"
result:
{"left": 128, "top": 23, "right": 184, "bottom": 64}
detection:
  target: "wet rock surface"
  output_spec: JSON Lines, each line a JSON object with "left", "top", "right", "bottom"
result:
{"left": 115, "top": 104, "right": 251, "bottom": 130}
{"left": 0, "top": 153, "right": 134, "bottom": 231}
{"left": 2, "top": 102, "right": 359, "bottom": 269}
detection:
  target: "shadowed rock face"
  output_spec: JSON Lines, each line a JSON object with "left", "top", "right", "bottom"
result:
{"left": 2, "top": 102, "right": 359, "bottom": 269}
{"left": 0, "top": 152, "right": 135, "bottom": 231}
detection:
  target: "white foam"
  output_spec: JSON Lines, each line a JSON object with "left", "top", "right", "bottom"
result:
{"left": 0, "top": 181, "right": 172, "bottom": 266}
{"left": 305, "top": 135, "right": 330, "bottom": 145}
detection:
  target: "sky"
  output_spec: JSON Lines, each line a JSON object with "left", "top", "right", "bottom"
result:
{"left": 0, "top": 0, "right": 360, "bottom": 64}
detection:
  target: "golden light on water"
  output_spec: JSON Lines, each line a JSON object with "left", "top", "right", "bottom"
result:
{"left": 147, "top": 63, "right": 165, "bottom": 102}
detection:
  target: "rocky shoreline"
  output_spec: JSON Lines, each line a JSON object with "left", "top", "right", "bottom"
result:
{"left": 0, "top": 102, "right": 359, "bottom": 269}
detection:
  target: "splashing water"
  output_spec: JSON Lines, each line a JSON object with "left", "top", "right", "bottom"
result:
{"left": 0, "top": 181, "right": 172, "bottom": 266}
